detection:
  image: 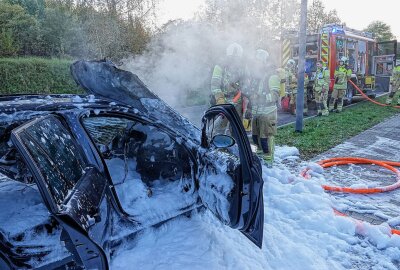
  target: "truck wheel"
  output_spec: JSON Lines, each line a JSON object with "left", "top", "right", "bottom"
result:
{"left": 345, "top": 85, "right": 353, "bottom": 105}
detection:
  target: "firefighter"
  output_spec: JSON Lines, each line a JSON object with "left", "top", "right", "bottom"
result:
{"left": 285, "top": 59, "right": 297, "bottom": 115}
{"left": 249, "top": 49, "right": 280, "bottom": 167}
{"left": 210, "top": 43, "right": 247, "bottom": 133}
{"left": 386, "top": 64, "right": 400, "bottom": 106}
{"left": 277, "top": 67, "right": 286, "bottom": 98}
{"left": 314, "top": 60, "right": 330, "bottom": 116}
{"left": 303, "top": 73, "right": 309, "bottom": 116}
{"left": 329, "top": 56, "right": 351, "bottom": 113}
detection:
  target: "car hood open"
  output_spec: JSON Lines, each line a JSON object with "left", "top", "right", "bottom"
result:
{"left": 70, "top": 60, "right": 200, "bottom": 141}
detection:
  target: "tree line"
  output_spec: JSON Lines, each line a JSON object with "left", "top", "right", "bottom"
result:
{"left": 0, "top": 0, "right": 394, "bottom": 60}
{"left": 0, "top": 0, "right": 157, "bottom": 59}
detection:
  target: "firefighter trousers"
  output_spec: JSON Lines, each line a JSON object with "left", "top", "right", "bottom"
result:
{"left": 329, "top": 88, "right": 346, "bottom": 112}
{"left": 289, "top": 91, "right": 308, "bottom": 114}
{"left": 214, "top": 102, "right": 243, "bottom": 135}
{"left": 386, "top": 85, "right": 400, "bottom": 105}
{"left": 314, "top": 89, "right": 329, "bottom": 116}
{"left": 251, "top": 112, "right": 277, "bottom": 165}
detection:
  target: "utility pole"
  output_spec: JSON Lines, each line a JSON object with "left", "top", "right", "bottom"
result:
{"left": 295, "top": 0, "right": 308, "bottom": 132}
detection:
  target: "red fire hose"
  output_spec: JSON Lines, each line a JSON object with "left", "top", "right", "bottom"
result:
{"left": 300, "top": 157, "right": 400, "bottom": 236}
{"left": 348, "top": 80, "right": 400, "bottom": 109}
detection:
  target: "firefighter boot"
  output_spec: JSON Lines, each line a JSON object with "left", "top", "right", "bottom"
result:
{"left": 289, "top": 103, "right": 296, "bottom": 115}
{"left": 259, "top": 137, "right": 274, "bottom": 167}
{"left": 303, "top": 100, "right": 309, "bottom": 116}
{"left": 316, "top": 102, "right": 322, "bottom": 116}
{"left": 252, "top": 135, "right": 261, "bottom": 152}
{"left": 322, "top": 100, "right": 329, "bottom": 116}
{"left": 386, "top": 92, "right": 395, "bottom": 105}
{"left": 336, "top": 97, "right": 343, "bottom": 112}
{"left": 328, "top": 98, "right": 336, "bottom": 112}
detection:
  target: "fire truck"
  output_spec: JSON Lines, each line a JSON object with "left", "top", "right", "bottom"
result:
{"left": 281, "top": 24, "right": 399, "bottom": 104}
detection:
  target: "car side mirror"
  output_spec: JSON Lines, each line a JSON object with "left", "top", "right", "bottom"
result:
{"left": 211, "top": 134, "right": 235, "bottom": 148}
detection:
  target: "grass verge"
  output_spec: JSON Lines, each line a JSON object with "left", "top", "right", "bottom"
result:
{"left": 276, "top": 96, "right": 400, "bottom": 159}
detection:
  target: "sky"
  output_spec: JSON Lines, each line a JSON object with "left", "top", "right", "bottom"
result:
{"left": 157, "top": 0, "right": 204, "bottom": 26}
{"left": 320, "top": 0, "right": 400, "bottom": 39}
{"left": 158, "top": 0, "right": 400, "bottom": 39}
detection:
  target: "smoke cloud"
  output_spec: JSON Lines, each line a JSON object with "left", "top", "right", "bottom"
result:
{"left": 122, "top": 1, "right": 298, "bottom": 115}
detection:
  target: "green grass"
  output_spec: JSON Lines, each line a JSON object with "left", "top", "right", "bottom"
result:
{"left": 276, "top": 96, "right": 399, "bottom": 159}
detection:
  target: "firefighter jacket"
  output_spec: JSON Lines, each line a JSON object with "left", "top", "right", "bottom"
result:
{"left": 390, "top": 66, "right": 400, "bottom": 89}
{"left": 277, "top": 68, "right": 286, "bottom": 97}
{"left": 314, "top": 67, "right": 330, "bottom": 92}
{"left": 334, "top": 66, "right": 351, "bottom": 90}
{"left": 211, "top": 64, "right": 244, "bottom": 104}
{"left": 250, "top": 74, "right": 280, "bottom": 116}
{"left": 304, "top": 74, "right": 309, "bottom": 88}
{"left": 285, "top": 68, "right": 297, "bottom": 94}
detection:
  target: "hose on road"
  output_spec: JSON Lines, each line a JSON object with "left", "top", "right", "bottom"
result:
{"left": 300, "top": 157, "right": 400, "bottom": 235}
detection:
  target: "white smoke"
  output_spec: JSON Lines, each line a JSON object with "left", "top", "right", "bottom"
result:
{"left": 121, "top": 1, "right": 297, "bottom": 110}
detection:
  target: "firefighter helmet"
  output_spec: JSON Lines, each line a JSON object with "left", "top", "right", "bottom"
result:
{"left": 286, "top": 59, "right": 296, "bottom": 69}
{"left": 226, "top": 43, "right": 243, "bottom": 58}
{"left": 255, "top": 49, "right": 269, "bottom": 63}
{"left": 339, "top": 56, "right": 348, "bottom": 65}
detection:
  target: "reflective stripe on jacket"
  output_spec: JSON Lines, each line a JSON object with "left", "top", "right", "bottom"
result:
{"left": 210, "top": 64, "right": 243, "bottom": 103}
{"left": 314, "top": 67, "right": 330, "bottom": 91}
{"left": 252, "top": 75, "right": 280, "bottom": 115}
{"left": 334, "top": 66, "right": 351, "bottom": 90}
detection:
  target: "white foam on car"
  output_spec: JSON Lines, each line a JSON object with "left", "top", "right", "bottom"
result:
{"left": 111, "top": 145, "right": 400, "bottom": 270}
{"left": 106, "top": 158, "right": 198, "bottom": 225}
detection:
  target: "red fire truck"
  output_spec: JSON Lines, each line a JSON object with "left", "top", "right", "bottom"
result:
{"left": 282, "top": 24, "right": 398, "bottom": 104}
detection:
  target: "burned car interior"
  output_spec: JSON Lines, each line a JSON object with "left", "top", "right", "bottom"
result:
{"left": 82, "top": 113, "right": 198, "bottom": 222}
{"left": 0, "top": 60, "right": 264, "bottom": 269}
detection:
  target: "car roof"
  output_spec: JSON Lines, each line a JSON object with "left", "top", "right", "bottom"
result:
{"left": 0, "top": 94, "right": 127, "bottom": 112}
{"left": 0, "top": 93, "right": 201, "bottom": 144}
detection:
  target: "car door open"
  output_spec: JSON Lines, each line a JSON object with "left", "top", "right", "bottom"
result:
{"left": 11, "top": 115, "right": 109, "bottom": 270}
{"left": 200, "top": 104, "right": 264, "bottom": 248}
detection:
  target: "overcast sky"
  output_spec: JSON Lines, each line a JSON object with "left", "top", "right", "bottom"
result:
{"left": 158, "top": 0, "right": 400, "bottom": 39}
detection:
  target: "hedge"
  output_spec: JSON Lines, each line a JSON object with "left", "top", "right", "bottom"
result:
{"left": 0, "top": 57, "right": 83, "bottom": 95}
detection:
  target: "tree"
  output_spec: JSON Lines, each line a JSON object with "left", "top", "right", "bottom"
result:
{"left": 0, "top": 3, "right": 40, "bottom": 56}
{"left": 200, "top": 0, "right": 300, "bottom": 44}
{"left": 307, "top": 0, "right": 341, "bottom": 33}
{"left": 364, "top": 21, "right": 395, "bottom": 42}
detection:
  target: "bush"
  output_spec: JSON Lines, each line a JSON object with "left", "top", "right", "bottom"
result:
{"left": 0, "top": 57, "right": 82, "bottom": 94}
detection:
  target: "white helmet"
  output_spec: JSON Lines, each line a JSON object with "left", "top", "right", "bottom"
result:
{"left": 255, "top": 49, "right": 269, "bottom": 63}
{"left": 226, "top": 43, "right": 243, "bottom": 58}
{"left": 286, "top": 59, "right": 296, "bottom": 68}
{"left": 340, "top": 56, "right": 348, "bottom": 64}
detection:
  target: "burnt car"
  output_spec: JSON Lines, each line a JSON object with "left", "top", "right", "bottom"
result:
{"left": 0, "top": 60, "right": 263, "bottom": 269}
